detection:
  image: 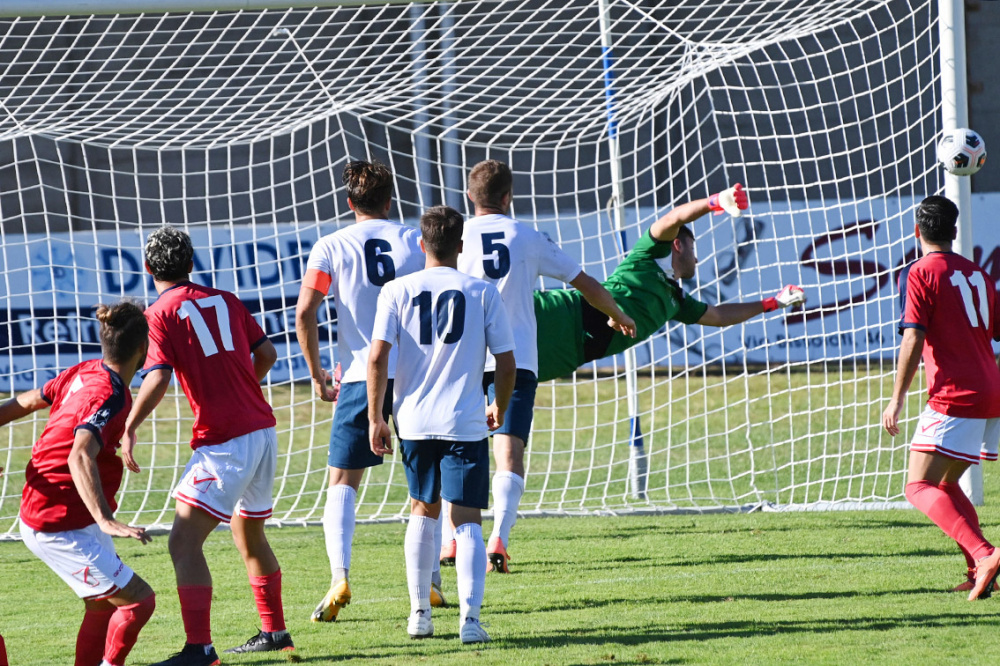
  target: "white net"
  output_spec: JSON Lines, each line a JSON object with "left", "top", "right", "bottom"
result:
{"left": 0, "top": 0, "right": 948, "bottom": 534}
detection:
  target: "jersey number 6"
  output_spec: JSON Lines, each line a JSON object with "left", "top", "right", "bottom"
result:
{"left": 364, "top": 238, "right": 396, "bottom": 287}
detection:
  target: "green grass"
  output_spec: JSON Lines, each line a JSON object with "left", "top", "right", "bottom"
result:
{"left": 0, "top": 366, "right": 922, "bottom": 531}
{"left": 5, "top": 503, "right": 1000, "bottom": 665}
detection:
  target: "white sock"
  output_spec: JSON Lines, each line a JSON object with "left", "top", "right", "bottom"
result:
{"left": 405, "top": 514, "right": 437, "bottom": 614}
{"left": 489, "top": 471, "right": 525, "bottom": 548}
{"left": 441, "top": 500, "right": 455, "bottom": 544}
{"left": 432, "top": 506, "right": 443, "bottom": 585}
{"left": 455, "top": 521, "right": 485, "bottom": 623}
{"left": 323, "top": 484, "right": 357, "bottom": 584}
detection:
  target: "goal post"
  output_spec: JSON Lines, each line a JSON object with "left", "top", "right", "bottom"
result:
{"left": 0, "top": 0, "right": 976, "bottom": 537}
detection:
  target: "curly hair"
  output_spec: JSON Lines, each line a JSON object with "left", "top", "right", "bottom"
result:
{"left": 342, "top": 160, "right": 394, "bottom": 216}
{"left": 145, "top": 225, "right": 194, "bottom": 281}
{"left": 95, "top": 299, "right": 148, "bottom": 364}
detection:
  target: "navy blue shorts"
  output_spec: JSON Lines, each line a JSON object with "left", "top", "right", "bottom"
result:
{"left": 399, "top": 438, "right": 490, "bottom": 509}
{"left": 483, "top": 369, "right": 538, "bottom": 445}
{"left": 328, "top": 380, "right": 393, "bottom": 470}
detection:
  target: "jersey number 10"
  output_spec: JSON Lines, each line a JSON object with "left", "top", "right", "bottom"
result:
{"left": 411, "top": 291, "right": 466, "bottom": 344}
{"left": 178, "top": 296, "right": 234, "bottom": 357}
{"left": 950, "top": 271, "right": 992, "bottom": 330}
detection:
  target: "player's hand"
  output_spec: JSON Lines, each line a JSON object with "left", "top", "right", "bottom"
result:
{"left": 99, "top": 518, "right": 152, "bottom": 544}
{"left": 369, "top": 417, "right": 393, "bottom": 456}
{"left": 762, "top": 285, "right": 806, "bottom": 312}
{"left": 121, "top": 429, "right": 140, "bottom": 473}
{"left": 313, "top": 366, "right": 338, "bottom": 403}
{"left": 882, "top": 399, "right": 902, "bottom": 436}
{"left": 607, "top": 311, "right": 637, "bottom": 338}
{"left": 708, "top": 183, "right": 748, "bottom": 217}
{"left": 486, "top": 401, "right": 505, "bottom": 431}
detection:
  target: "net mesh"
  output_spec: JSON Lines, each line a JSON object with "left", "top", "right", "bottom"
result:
{"left": 0, "top": 0, "right": 943, "bottom": 534}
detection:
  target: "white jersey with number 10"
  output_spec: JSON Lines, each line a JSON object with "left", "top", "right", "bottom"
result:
{"left": 372, "top": 266, "right": 515, "bottom": 441}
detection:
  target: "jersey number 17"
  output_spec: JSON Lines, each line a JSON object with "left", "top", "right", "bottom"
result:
{"left": 178, "top": 295, "right": 234, "bottom": 357}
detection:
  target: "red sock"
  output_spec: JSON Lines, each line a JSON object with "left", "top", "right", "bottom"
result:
{"left": 177, "top": 585, "right": 213, "bottom": 645}
{"left": 76, "top": 606, "right": 115, "bottom": 666}
{"left": 105, "top": 594, "right": 155, "bottom": 666}
{"left": 0, "top": 633, "right": 8, "bottom": 666}
{"left": 940, "top": 482, "right": 982, "bottom": 568}
{"left": 906, "top": 480, "right": 993, "bottom": 561}
{"left": 250, "top": 570, "right": 286, "bottom": 633}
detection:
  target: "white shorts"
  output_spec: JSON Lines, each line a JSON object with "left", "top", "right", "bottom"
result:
{"left": 19, "top": 521, "right": 135, "bottom": 600}
{"left": 173, "top": 427, "right": 277, "bottom": 523}
{"left": 910, "top": 407, "right": 1000, "bottom": 464}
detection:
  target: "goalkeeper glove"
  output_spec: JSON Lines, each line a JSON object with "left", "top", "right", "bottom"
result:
{"left": 762, "top": 285, "right": 806, "bottom": 312}
{"left": 707, "top": 183, "right": 748, "bottom": 217}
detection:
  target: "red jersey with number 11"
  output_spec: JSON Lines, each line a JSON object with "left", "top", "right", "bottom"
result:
{"left": 142, "top": 282, "right": 276, "bottom": 448}
{"left": 898, "top": 252, "right": 1000, "bottom": 418}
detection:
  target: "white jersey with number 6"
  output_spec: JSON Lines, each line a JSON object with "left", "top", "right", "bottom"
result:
{"left": 458, "top": 213, "right": 582, "bottom": 374}
{"left": 305, "top": 220, "right": 423, "bottom": 383}
{"left": 372, "top": 266, "right": 515, "bottom": 441}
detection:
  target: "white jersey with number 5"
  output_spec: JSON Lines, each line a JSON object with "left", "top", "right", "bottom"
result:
{"left": 457, "top": 213, "right": 582, "bottom": 374}
{"left": 305, "top": 220, "right": 423, "bottom": 383}
{"left": 372, "top": 266, "right": 515, "bottom": 441}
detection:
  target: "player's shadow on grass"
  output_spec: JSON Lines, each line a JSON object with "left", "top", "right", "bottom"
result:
{"left": 500, "top": 612, "right": 1000, "bottom": 650}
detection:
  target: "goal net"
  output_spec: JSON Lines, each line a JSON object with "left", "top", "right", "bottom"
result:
{"left": 0, "top": 0, "right": 952, "bottom": 534}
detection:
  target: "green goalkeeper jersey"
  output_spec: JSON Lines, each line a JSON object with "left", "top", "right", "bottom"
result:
{"left": 534, "top": 230, "right": 708, "bottom": 382}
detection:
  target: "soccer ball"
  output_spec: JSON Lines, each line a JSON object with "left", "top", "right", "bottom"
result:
{"left": 936, "top": 128, "right": 987, "bottom": 176}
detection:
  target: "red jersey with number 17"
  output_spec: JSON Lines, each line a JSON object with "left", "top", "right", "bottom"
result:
{"left": 20, "top": 360, "right": 130, "bottom": 532}
{"left": 142, "top": 282, "right": 276, "bottom": 448}
{"left": 898, "top": 251, "right": 1000, "bottom": 418}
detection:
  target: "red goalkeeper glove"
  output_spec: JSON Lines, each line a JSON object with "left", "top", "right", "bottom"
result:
{"left": 707, "top": 183, "right": 748, "bottom": 217}
{"left": 762, "top": 284, "right": 806, "bottom": 312}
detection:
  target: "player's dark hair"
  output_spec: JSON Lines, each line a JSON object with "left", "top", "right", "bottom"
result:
{"left": 675, "top": 226, "right": 695, "bottom": 242}
{"left": 420, "top": 206, "right": 464, "bottom": 259}
{"left": 342, "top": 160, "right": 394, "bottom": 216}
{"left": 95, "top": 300, "right": 148, "bottom": 365}
{"left": 915, "top": 195, "right": 959, "bottom": 243}
{"left": 145, "top": 225, "right": 194, "bottom": 282}
{"left": 468, "top": 160, "right": 513, "bottom": 210}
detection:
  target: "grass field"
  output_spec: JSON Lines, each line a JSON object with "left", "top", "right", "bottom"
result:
{"left": 6, "top": 497, "right": 1000, "bottom": 665}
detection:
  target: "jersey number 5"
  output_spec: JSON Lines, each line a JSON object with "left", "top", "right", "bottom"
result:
{"left": 178, "top": 296, "right": 234, "bottom": 357}
{"left": 412, "top": 290, "right": 466, "bottom": 344}
{"left": 949, "top": 271, "right": 991, "bottom": 329}
{"left": 481, "top": 232, "right": 510, "bottom": 279}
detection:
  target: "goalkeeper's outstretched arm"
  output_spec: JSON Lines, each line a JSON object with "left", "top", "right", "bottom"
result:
{"left": 697, "top": 285, "right": 806, "bottom": 327}
{"left": 650, "top": 183, "right": 747, "bottom": 242}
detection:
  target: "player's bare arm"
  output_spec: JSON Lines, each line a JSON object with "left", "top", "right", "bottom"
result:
{"left": 252, "top": 338, "right": 278, "bottom": 382}
{"left": 295, "top": 283, "right": 338, "bottom": 402}
{"left": 67, "top": 428, "right": 151, "bottom": 544}
{"left": 882, "top": 328, "right": 925, "bottom": 436}
{"left": 487, "top": 350, "right": 516, "bottom": 431}
{"left": 367, "top": 339, "right": 393, "bottom": 456}
{"left": 570, "top": 272, "right": 637, "bottom": 338}
{"left": 0, "top": 388, "right": 49, "bottom": 426}
{"left": 122, "top": 368, "right": 172, "bottom": 473}
{"left": 697, "top": 286, "right": 806, "bottom": 327}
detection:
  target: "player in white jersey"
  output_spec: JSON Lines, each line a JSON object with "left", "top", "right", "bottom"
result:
{"left": 295, "top": 160, "right": 426, "bottom": 622}
{"left": 369, "top": 205, "right": 516, "bottom": 644}
{"left": 443, "top": 159, "right": 636, "bottom": 574}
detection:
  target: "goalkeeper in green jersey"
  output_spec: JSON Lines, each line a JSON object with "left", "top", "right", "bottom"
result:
{"left": 533, "top": 184, "right": 806, "bottom": 382}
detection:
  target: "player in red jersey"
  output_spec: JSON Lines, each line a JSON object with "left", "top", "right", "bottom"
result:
{"left": 3, "top": 301, "right": 155, "bottom": 666}
{"left": 124, "top": 226, "right": 291, "bottom": 665}
{"left": 882, "top": 195, "right": 1000, "bottom": 600}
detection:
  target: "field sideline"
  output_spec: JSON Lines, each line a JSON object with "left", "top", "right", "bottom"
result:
{"left": 5, "top": 489, "right": 1000, "bottom": 665}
